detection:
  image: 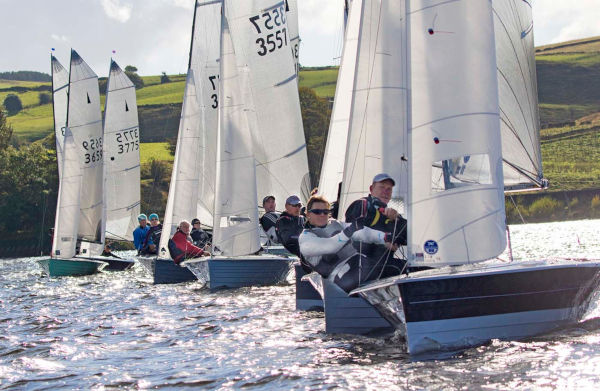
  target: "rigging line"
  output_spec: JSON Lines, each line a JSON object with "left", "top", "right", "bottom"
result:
{"left": 502, "top": 158, "right": 542, "bottom": 186}
{"left": 493, "top": 5, "right": 540, "bottom": 158}
{"left": 499, "top": 107, "right": 539, "bottom": 171}
{"left": 438, "top": 207, "right": 505, "bottom": 243}
{"left": 411, "top": 112, "right": 499, "bottom": 131}
{"left": 104, "top": 230, "right": 131, "bottom": 242}
{"left": 508, "top": 194, "right": 526, "bottom": 224}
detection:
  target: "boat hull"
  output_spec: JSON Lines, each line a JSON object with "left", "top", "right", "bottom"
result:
{"left": 294, "top": 264, "right": 324, "bottom": 311}
{"left": 184, "top": 255, "right": 292, "bottom": 290}
{"left": 95, "top": 257, "right": 135, "bottom": 271}
{"left": 37, "top": 257, "right": 107, "bottom": 277}
{"left": 137, "top": 256, "right": 196, "bottom": 284}
{"left": 304, "top": 272, "right": 393, "bottom": 335}
{"left": 354, "top": 260, "right": 600, "bottom": 355}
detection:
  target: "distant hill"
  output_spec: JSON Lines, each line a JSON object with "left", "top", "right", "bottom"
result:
{"left": 0, "top": 71, "right": 51, "bottom": 82}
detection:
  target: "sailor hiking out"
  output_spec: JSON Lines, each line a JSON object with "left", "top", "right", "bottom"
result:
{"left": 275, "top": 195, "right": 305, "bottom": 257}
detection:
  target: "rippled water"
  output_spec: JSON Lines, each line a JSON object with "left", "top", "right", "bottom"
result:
{"left": 2, "top": 220, "right": 600, "bottom": 390}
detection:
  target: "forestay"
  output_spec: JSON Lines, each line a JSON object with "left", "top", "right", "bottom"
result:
{"left": 51, "top": 55, "right": 69, "bottom": 178}
{"left": 318, "top": 0, "right": 361, "bottom": 204}
{"left": 338, "top": 0, "right": 409, "bottom": 216}
{"left": 226, "top": 0, "right": 310, "bottom": 205}
{"left": 212, "top": 6, "right": 261, "bottom": 256}
{"left": 51, "top": 127, "right": 82, "bottom": 259}
{"left": 408, "top": 1, "right": 505, "bottom": 266}
{"left": 493, "top": 0, "right": 545, "bottom": 191}
{"left": 160, "top": 0, "right": 221, "bottom": 254}
{"left": 67, "top": 50, "right": 104, "bottom": 254}
{"left": 103, "top": 60, "right": 141, "bottom": 242}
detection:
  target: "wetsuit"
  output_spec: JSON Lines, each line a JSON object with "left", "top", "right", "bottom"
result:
{"left": 275, "top": 212, "right": 305, "bottom": 257}
{"left": 190, "top": 227, "right": 211, "bottom": 248}
{"left": 133, "top": 225, "right": 149, "bottom": 252}
{"left": 141, "top": 224, "right": 163, "bottom": 255}
{"left": 299, "top": 221, "right": 398, "bottom": 292}
{"left": 260, "top": 211, "right": 280, "bottom": 245}
{"left": 168, "top": 230, "right": 205, "bottom": 264}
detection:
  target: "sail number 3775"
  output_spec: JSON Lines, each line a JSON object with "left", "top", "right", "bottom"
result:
{"left": 249, "top": 5, "right": 288, "bottom": 56}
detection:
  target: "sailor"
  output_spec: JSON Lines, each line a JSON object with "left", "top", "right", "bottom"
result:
{"left": 344, "top": 173, "right": 407, "bottom": 262}
{"left": 141, "top": 213, "right": 162, "bottom": 255}
{"left": 190, "top": 218, "right": 211, "bottom": 248}
{"left": 101, "top": 242, "right": 122, "bottom": 259}
{"left": 275, "top": 195, "right": 305, "bottom": 257}
{"left": 133, "top": 214, "right": 149, "bottom": 254}
{"left": 299, "top": 195, "right": 400, "bottom": 292}
{"left": 168, "top": 220, "right": 210, "bottom": 264}
{"left": 260, "top": 195, "right": 280, "bottom": 245}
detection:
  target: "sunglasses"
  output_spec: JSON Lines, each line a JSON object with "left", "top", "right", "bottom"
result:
{"left": 308, "top": 209, "right": 329, "bottom": 215}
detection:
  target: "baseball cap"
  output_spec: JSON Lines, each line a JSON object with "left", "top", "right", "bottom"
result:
{"left": 262, "top": 195, "right": 275, "bottom": 205}
{"left": 285, "top": 195, "right": 301, "bottom": 205}
{"left": 372, "top": 173, "right": 395, "bottom": 186}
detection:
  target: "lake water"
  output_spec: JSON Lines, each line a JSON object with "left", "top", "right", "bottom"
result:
{"left": 2, "top": 219, "right": 600, "bottom": 390}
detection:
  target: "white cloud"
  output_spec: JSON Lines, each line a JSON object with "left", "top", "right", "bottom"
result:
{"left": 100, "top": 0, "right": 133, "bottom": 23}
{"left": 51, "top": 34, "right": 70, "bottom": 44}
{"left": 533, "top": 0, "right": 600, "bottom": 45}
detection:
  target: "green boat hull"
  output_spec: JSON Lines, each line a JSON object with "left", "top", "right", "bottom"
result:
{"left": 37, "top": 257, "right": 107, "bottom": 277}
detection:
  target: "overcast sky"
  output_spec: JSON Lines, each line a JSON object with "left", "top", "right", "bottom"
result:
{"left": 1, "top": 0, "right": 599, "bottom": 77}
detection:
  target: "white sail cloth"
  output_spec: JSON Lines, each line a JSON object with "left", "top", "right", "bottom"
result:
{"left": 225, "top": 0, "right": 310, "bottom": 205}
{"left": 103, "top": 60, "right": 141, "bottom": 242}
{"left": 51, "top": 56, "right": 69, "bottom": 178}
{"left": 409, "top": 0, "right": 505, "bottom": 266}
{"left": 159, "top": 0, "right": 222, "bottom": 255}
{"left": 212, "top": 7, "right": 261, "bottom": 256}
{"left": 67, "top": 50, "right": 104, "bottom": 254}
{"left": 338, "top": 0, "right": 409, "bottom": 216}
{"left": 493, "top": 0, "right": 544, "bottom": 190}
{"left": 51, "top": 127, "right": 82, "bottom": 259}
{"left": 318, "top": 0, "right": 361, "bottom": 204}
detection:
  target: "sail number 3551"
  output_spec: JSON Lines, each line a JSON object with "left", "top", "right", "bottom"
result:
{"left": 249, "top": 5, "right": 288, "bottom": 56}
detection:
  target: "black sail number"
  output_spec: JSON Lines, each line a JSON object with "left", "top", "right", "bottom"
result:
{"left": 115, "top": 128, "right": 139, "bottom": 155}
{"left": 249, "top": 5, "right": 288, "bottom": 57}
{"left": 209, "top": 75, "right": 219, "bottom": 109}
{"left": 83, "top": 136, "right": 103, "bottom": 164}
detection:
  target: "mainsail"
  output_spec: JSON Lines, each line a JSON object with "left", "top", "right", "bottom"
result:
{"left": 212, "top": 4, "right": 261, "bottom": 256}
{"left": 337, "top": 0, "right": 409, "bottom": 216}
{"left": 226, "top": 0, "right": 310, "bottom": 204}
{"left": 160, "top": 0, "right": 221, "bottom": 254}
{"left": 51, "top": 127, "right": 82, "bottom": 259}
{"left": 67, "top": 50, "right": 104, "bottom": 254}
{"left": 408, "top": 0, "right": 505, "bottom": 266}
{"left": 51, "top": 55, "right": 69, "bottom": 178}
{"left": 286, "top": 0, "right": 301, "bottom": 75}
{"left": 318, "top": 0, "right": 361, "bottom": 204}
{"left": 493, "top": 0, "right": 545, "bottom": 191}
{"left": 103, "top": 60, "right": 141, "bottom": 241}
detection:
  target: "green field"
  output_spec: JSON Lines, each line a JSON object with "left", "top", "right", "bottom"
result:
{"left": 298, "top": 67, "right": 338, "bottom": 98}
{"left": 140, "top": 142, "right": 173, "bottom": 164}
{"left": 136, "top": 80, "right": 186, "bottom": 106}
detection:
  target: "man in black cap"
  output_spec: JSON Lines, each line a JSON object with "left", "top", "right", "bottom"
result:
{"left": 101, "top": 242, "right": 122, "bottom": 259}
{"left": 344, "top": 173, "right": 407, "bottom": 273}
{"left": 190, "top": 218, "right": 211, "bottom": 248}
{"left": 275, "top": 195, "right": 305, "bottom": 257}
{"left": 260, "top": 195, "right": 280, "bottom": 245}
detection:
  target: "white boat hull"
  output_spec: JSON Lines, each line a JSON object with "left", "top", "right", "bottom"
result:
{"left": 353, "top": 259, "right": 600, "bottom": 355}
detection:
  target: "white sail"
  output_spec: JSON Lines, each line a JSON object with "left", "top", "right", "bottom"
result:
{"left": 286, "top": 0, "right": 300, "bottom": 75}
{"left": 51, "top": 55, "right": 69, "bottom": 178}
{"left": 338, "top": 0, "right": 409, "bottom": 216}
{"left": 212, "top": 7, "right": 261, "bottom": 256}
{"left": 493, "top": 0, "right": 545, "bottom": 191}
{"left": 408, "top": 1, "right": 505, "bottom": 266}
{"left": 318, "top": 0, "right": 361, "bottom": 204}
{"left": 226, "top": 0, "right": 310, "bottom": 205}
{"left": 160, "top": 0, "right": 222, "bottom": 254}
{"left": 51, "top": 127, "right": 82, "bottom": 259}
{"left": 103, "top": 60, "right": 141, "bottom": 242}
{"left": 67, "top": 50, "right": 104, "bottom": 254}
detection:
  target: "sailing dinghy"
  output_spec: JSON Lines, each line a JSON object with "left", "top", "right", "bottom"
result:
{"left": 177, "top": 0, "right": 309, "bottom": 289}
{"left": 343, "top": 0, "right": 600, "bottom": 355}
{"left": 39, "top": 50, "right": 108, "bottom": 276}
